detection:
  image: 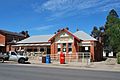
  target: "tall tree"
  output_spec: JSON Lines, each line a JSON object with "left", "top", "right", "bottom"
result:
{"left": 91, "top": 9, "right": 120, "bottom": 56}
{"left": 106, "top": 21, "right": 120, "bottom": 54}
{"left": 105, "top": 9, "right": 119, "bottom": 30}
{"left": 104, "top": 9, "right": 120, "bottom": 56}
{"left": 91, "top": 26, "right": 100, "bottom": 40}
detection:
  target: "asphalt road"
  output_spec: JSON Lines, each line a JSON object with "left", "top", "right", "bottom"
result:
{"left": 0, "top": 63, "right": 120, "bottom": 80}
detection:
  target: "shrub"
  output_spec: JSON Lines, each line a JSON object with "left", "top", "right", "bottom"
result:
{"left": 116, "top": 52, "right": 120, "bottom": 64}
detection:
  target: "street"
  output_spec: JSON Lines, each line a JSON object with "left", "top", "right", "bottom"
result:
{"left": 0, "top": 63, "right": 120, "bottom": 80}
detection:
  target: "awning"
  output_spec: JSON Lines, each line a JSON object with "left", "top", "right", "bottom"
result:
{"left": 0, "top": 44, "right": 5, "bottom": 46}
{"left": 12, "top": 43, "right": 51, "bottom": 47}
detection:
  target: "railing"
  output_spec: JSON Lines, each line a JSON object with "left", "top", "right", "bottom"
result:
{"left": 50, "top": 52, "right": 91, "bottom": 63}
{"left": 24, "top": 52, "right": 91, "bottom": 64}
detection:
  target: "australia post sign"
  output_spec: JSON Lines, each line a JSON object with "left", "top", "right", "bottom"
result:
{"left": 55, "top": 32, "right": 73, "bottom": 43}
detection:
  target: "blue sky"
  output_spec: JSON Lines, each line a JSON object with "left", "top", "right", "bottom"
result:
{"left": 0, "top": 0, "right": 120, "bottom": 36}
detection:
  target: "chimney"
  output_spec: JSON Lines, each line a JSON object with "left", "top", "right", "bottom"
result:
{"left": 65, "top": 27, "right": 69, "bottom": 30}
{"left": 76, "top": 28, "right": 79, "bottom": 31}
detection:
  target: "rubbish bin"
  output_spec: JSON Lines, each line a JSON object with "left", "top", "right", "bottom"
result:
{"left": 42, "top": 56, "right": 46, "bottom": 63}
{"left": 60, "top": 52, "right": 65, "bottom": 64}
{"left": 46, "top": 54, "right": 51, "bottom": 64}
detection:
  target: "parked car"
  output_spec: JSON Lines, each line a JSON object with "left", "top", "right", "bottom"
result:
{"left": 0, "top": 52, "right": 5, "bottom": 63}
{"left": 3, "top": 51, "right": 28, "bottom": 63}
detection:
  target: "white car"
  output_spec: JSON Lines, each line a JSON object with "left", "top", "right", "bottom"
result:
{"left": 5, "top": 51, "right": 28, "bottom": 63}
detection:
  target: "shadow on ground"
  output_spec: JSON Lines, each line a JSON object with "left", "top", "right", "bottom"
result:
{"left": 24, "top": 62, "right": 31, "bottom": 64}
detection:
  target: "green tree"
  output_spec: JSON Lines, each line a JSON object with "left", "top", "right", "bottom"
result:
{"left": 106, "top": 23, "right": 120, "bottom": 54}
{"left": 105, "top": 9, "right": 119, "bottom": 30}
{"left": 91, "top": 9, "right": 120, "bottom": 56}
{"left": 104, "top": 9, "right": 120, "bottom": 56}
{"left": 91, "top": 26, "right": 100, "bottom": 40}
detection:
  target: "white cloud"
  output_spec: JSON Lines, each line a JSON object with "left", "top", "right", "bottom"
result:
{"left": 29, "top": 25, "right": 54, "bottom": 31}
{"left": 32, "top": 0, "right": 120, "bottom": 20}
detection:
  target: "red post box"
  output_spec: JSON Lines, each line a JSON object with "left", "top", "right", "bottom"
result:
{"left": 60, "top": 52, "right": 65, "bottom": 64}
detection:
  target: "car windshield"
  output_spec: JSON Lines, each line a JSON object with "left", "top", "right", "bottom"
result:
{"left": 11, "top": 52, "right": 16, "bottom": 55}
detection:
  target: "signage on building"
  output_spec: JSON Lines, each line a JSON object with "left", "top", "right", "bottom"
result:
{"left": 60, "top": 37, "right": 69, "bottom": 41}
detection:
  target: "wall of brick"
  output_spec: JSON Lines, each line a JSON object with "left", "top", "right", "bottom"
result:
{"left": 94, "top": 41, "right": 103, "bottom": 61}
{"left": 0, "top": 34, "right": 5, "bottom": 52}
{"left": 72, "top": 38, "right": 78, "bottom": 59}
{"left": 90, "top": 41, "right": 95, "bottom": 61}
{"left": 90, "top": 41, "right": 103, "bottom": 62}
{"left": 51, "top": 39, "right": 55, "bottom": 54}
{"left": 0, "top": 34, "right": 5, "bottom": 45}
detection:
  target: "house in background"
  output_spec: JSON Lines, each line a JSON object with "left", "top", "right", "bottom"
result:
{"left": 13, "top": 28, "right": 103, "bottom": 62}
{"left": 0, "top": 29, "right": 28, "bottom": 52}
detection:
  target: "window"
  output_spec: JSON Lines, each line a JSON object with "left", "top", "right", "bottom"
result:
{"left": 34, "top": 48, "right": 38, "bottom": 52}
{"left": 68, "top": 43, "right": 72, "bottom": 48}
{"left": 80, "top": 46, "right": 90, "bottom": 52}
{"left": 11, "top": 52, "right": 16, "bottom": 55}
{"left": 68, "top": 43, "right": 72, "bottom": 52}
{"left": 63, "top": 43, "right": 66, "bottom": 48}
{"left": 40, "top": 48, "right": 44, "bottom": 52}
{"left": 27, "top": 49, "right": 32, "bottom": 52}
{"left": 58, "top": 48, "right": 61, "bottom": 52}
{"left": 63, "top": 43, "right": 66, "bottom": 52}
{"left": 68, "top": 48, "right": 72, "bottom": 52}
{"left": 57, "top": 44, "right": 61, "bottom": 52}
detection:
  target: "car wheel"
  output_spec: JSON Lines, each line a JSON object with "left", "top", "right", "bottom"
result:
{"left": 18, "top": 58, "right": 25, "bottom": 64}
{"left": 0, "top": 59, "right": 4, "bottom": 63}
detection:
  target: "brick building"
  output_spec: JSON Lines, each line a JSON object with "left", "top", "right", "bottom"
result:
{"left": 49, "top": 29, "right": 103, "bottom": 61}
{"left": 0, "top": 29, "right": 26, "bottom": 52}
{"left": 14, "top": 29, "right": 103, "bottom": 62}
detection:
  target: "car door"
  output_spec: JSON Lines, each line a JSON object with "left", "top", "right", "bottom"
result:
{"left": 9, "top": 52, "right": 18, "bottom": 61}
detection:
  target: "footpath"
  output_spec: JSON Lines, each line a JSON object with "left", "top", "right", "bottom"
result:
{"left": 26, "top": 58, "right": 120, "bottom": 72}
{"left": 6, "top": 58, "right": 120, "bottom": 72}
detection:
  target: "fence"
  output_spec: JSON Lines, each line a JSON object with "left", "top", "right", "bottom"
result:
{"left": 23, "top": 52, "right": 91, "bottom": 64}
{"left": 50, "top": 52, "right": 91, "bottom": 64}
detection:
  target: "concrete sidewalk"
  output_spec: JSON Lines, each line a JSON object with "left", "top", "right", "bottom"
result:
{"left": 27, "top": 59, "right": 120, "bottom": 72}
{"left": 4, "top": 58, "right": 120, "bottom": 72}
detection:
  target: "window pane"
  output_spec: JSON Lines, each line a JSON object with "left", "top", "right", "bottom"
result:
{"left": 58, "top": 48, "right": 61, "bottom": 52}
{"left": 27, "top": 49, "right": 32, "bottom": 52}
{"left": 11, "top": 52, "right": 16, "bottom": 55}
{"left": 68, "top": 43, "right": 72, "bottom": 48}
{"left": 57, "top": 44, "right": 61, "bottom": 48}
{"left": 68, "top": 48, "right": 72, "bottom": 52}
{"left": 63, "top": 43, "right": 66, "bottom": 48}
{"left": 40, "top": 48, "right": 44, "bottom": 52}
{"left": 34, "top": 49, "right": 37, "bottom": 52}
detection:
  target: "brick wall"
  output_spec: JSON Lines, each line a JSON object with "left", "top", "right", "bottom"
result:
{"left": 0, "top": 34, "right": 5, "bottom": 45}
{"left": 90, "top": 41, "right": 95, "bottom": 61}
{"left": 94, "top": 41, "right": 103, "bottom": 61}
{"left": 72, "top": 38, "right": 78, "bottom": 59}
{"left": 90, "top": 41, "right": 103, "bottom": 61}
{"left": 51, "top": 39, "right": 55, "bottom": 54}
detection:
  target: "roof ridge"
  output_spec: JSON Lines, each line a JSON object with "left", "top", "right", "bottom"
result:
{"left": 0, "top": 29, "right": 24, "bottom": 36}
{"left": 31, "top": 34, "right": 54, "bottom": 37}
